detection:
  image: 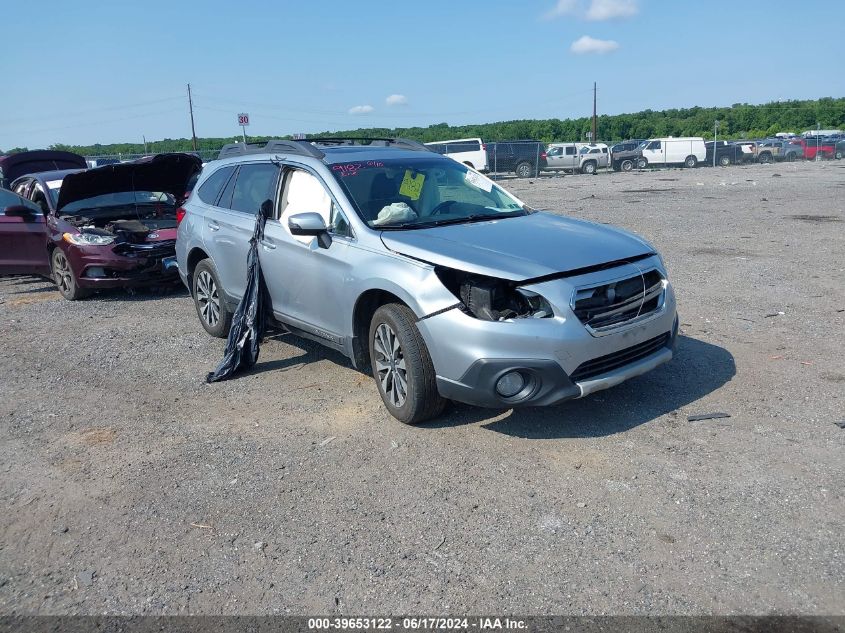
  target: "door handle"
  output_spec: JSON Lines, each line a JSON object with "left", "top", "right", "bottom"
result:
{"left": 208, "top": 221, "right": 220, "bottom": 231}
{"left": 261, "top": 240, "right": 276, "bottom": 250}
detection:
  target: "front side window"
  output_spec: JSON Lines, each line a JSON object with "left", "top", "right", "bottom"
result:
{"left": 329, "top": 158, "right": 527, "bottom": 229}
{"left": 547, "top": 147, "right": 562, "bottom": 157}
{"left": 229, "top": 163, "right": 280, "bottom": 214}
{"left": 647, "top": 140, "right": 661, "bottom": 150}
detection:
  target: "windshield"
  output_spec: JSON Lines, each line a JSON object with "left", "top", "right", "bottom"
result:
{"left": 45, "top": 179, "right": 64, "bottom": 206}
{"left": 637, "top": 141, "right": 650, "bottom": 150}
{"left": 329, "top": 158, "right": 528, "bottom": 229}
{"left": 62, "top": 191, "right": 176, "bottom": 216}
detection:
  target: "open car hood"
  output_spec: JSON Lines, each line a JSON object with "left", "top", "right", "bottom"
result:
{"left": 380, "top": 212, "right": 654, "bottom": 282}
{"left": 56, "top": 153, "right": 201, "bottom": 213}
{"left": 0, "top": 150, "right": 87, "bottom": 184}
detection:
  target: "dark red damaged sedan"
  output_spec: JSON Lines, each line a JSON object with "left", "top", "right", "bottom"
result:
{"left": 1, "top": 153, "right": 200, "bottom": 300}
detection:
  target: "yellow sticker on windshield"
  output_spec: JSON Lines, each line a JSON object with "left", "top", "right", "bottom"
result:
{"left": 399, "top": 170, "right": 425, "bottom": 200}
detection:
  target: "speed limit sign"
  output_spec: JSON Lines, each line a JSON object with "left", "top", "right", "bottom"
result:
{"left": 237, "top": 113, "right": 250, "bottom": 126}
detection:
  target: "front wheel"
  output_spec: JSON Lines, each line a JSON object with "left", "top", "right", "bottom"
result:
{"left": 636, "top": 157, "right": 648, "bottom": 169}
{"left": 52, "top": 248, "right": 87, "bottom": 301}
{"left": 620, "top": 159, "right": 634, "bottom": 172}
{"left": 581, "top": 160, "right": 597, "bottom": 175}
{"left": 684, "top": 155, "right": 697, "bottom": 168}
{"left": 758, "top": 152, "right": 773, "bottom": 164}
{"left": 719, "top": 155, "right": 731, "bottom": 166}
{"left": 514, "top": 162, "right": 535, "bottom": 178}
{"left": 836, "top": 151, "right": 843, "bottom": 160}
{"left": 369, "top": 303, "right": 446, "bottom": 424}
{"left": 193, "top": 259, "right": 232, "bottom": 338}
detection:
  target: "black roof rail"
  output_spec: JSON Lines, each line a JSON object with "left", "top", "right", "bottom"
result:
{"left": 304, "top": 137, "right": 434, "bottom": 153}
{"left": 217, "top": 140, "right": 325, "bottom": 160}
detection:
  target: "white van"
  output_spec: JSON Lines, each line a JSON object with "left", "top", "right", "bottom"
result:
{"left": 639, "top": 137, "right": 707, "bottom": 168}
{"left": 425, "top": 138, "right": 488, "bottom": 171}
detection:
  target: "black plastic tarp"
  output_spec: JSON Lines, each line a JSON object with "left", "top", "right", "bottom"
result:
{"left": 206, "top": 201, "right": 271, "bottom": 382}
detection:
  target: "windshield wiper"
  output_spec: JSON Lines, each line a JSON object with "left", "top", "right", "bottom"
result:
{"left": 420, "top": 212, "right": 524, "bottom": 228}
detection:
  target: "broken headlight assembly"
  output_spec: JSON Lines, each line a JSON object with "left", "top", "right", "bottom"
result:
{"left": 435, "top": 267, "right": 553, "bottom": 322}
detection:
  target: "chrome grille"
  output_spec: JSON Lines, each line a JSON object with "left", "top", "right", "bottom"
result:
{"left": 572, "top": 268, "right": 665, "bottom": 332}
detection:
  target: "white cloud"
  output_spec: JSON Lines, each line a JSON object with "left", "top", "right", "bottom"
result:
{"left": 348, "top": 105, "right": 374, "bottom": 115}
{"left": 570, "top": 35, "right": 620, "bottom": 54}
{"left": 585, "top": 0, "right": 638, "bottom": 20}
{"left": 543, "top": 0, "right": 578, "bottom": 19}
{"left": 385, "top": 94, "right": 408, "bottom": 107}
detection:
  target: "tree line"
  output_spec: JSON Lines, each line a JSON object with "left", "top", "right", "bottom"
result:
{"left": 4, "top": 97, "right": 844, "bottom": 156}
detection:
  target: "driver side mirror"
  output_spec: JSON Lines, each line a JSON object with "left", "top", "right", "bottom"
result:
{"left": 288, "top": 212, "right": 332, "bottom": 249}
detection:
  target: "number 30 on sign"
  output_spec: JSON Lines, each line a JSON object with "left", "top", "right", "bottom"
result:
{"left": 238, "top": 113, "right": 250, "bottom": 126}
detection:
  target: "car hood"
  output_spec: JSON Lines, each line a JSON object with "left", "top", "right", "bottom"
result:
{"left": 0, "top": 150, "right": 87, "bottom": 184}
{"left": 380, "top": 212, "right": 654, "bottom": 281}
{"left": 57, "top": 153, "right": 201, "bottom": 212}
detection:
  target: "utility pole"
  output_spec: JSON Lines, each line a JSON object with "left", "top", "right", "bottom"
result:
{"left": 591, "top": 82, "right": 597, "bottom": 144}
{"left": 187, "top": 83, "right": 198, "bottom": 152}
{"left": 143, "top": 134, "right": 148, "bottom": 154}
{"left": 713, "top": 120, "right": 719, "bottom": 167}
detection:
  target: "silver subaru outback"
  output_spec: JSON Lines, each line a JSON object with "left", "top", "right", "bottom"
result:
{"left": 176, "top": 139, "right": 678, "bottom": 424}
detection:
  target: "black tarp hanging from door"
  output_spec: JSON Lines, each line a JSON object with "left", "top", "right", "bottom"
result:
{"left": 206, "top": 201, "right": 272, "bottom": 383}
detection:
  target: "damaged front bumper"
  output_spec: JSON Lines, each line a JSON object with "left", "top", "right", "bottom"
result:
{"left": 416, "top": 262, "right": 679, "bottom": 408}
{"left": 68, "top": 240, "right": 181, "bottom": 289}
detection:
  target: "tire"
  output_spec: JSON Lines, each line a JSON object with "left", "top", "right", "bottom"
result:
{"left": 620, "top": 159, "right": 634, "bottom": 172}
{"left": 758, "top": 152, "right": 772, "bottom": 164}
{"left": 787, "top": 152, "right": 797, "bottom": 162}
{"left": 581, "top": 160, "right": 597, "bottom": 175}
{"left": 836, "top": 151, "right": 843, "bottom": 160}
{"left": 514, "top": 162, "right": 535, "bottom": 178}
{"left": 684, "top": 155, "right": 697, "bottom": 168}
{"left": 193, "top": 259, "right": 232, "bottom": 338}
{"left": 369, "top": 303, "right": 446, "bottom": 424}
{"left": 636, "top": 157, "right": 648, "bottom": 169}
{"left": 51, "top": 248, "right": 88, "bottom": 301}
{"left": 719, "top": 155, "right": 731, "bottom": 167}
{"left": 463, "top": 161, "right": 475, "bottom": 169}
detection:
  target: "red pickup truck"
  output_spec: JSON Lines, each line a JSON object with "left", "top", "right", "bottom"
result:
{"left": 794, "top": 138, "right": 835, "bottom": 160}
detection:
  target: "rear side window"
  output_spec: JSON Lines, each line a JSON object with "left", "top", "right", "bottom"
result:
{"left": 566, "top": 146, "right": 577, "bottom": 156}
{"left": 197, "top": 166, "right": 235, "bottom": 205}
{"left": 447, "top": 141, "right": 480, "bottom": 153}
{"left": 229, "top": 163, "right": 281, "bottom": 214}
{"left": 428, "top": 144, "right": 446, "bottom": 154}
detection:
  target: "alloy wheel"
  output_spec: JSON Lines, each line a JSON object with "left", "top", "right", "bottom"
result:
{"left": 53, "top": 251, "right": 73, "bottom": 295}
{"left": 196, "top": 270, "right": 220, "bottom": 327}
{"left": 373, "top": 322, "right": 407, "bottom": 408}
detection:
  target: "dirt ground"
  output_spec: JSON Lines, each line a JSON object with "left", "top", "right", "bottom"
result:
{"left": 0, "top": 160, "right": 842, "bottom": 616}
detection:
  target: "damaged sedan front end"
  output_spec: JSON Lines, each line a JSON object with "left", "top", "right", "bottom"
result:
{"left": 47, "top": 153, "right": 201, "bottom": 299}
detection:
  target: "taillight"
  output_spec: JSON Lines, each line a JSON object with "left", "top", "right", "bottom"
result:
{"left": 482, "top": 143, "right": 487, "bottom": 151}
{"left": 541, "top": 152, "right": 547, "bottom": 159}
{"left": 176, "top": 207, "right": 186, "bottom": 225}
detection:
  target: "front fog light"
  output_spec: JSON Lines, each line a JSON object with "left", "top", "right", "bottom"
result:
{"left": 496, "top": 371, "right": 525, "bottom": 398}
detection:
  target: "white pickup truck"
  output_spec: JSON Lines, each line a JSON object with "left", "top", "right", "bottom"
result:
{"left": 545, "top": 143, "right": 609, "bottom": 174}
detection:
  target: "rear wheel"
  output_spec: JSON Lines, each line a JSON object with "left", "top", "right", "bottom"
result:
{"left": 369, "top": 303, "right": 445, "bottom": 424}
{"left": 836, "top": 151, "right": 843, "bottom": 160}
{"left": 787, "top": 152, "right": 797, "bottom": 162}
{"left": 636, "top": 157, "right": 648, "bottom": 169}
{"left": 52, "top": 249, "right": 87, "bottom": 301}
{"left": 193, "top": 259, "right": 232, "bottom": 338}
{"left": 515, "top": 162, "right": 535, "bottom": 178}
{"left": 684, "top": 155, "right": 698, "bottom": 168}
{"left": 719, "top": 155, "right": 731, "bottom": 166}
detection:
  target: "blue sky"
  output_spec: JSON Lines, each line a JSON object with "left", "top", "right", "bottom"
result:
{"left": 2, "top": 0, "right": 843, "bottom": 149}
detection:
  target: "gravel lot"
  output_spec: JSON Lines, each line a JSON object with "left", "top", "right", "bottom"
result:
{"left": 1, "top": 160, "right": 843, "bottom": 616}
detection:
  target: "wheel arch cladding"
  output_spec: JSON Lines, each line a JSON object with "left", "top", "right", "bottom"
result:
{"left": 186, "top": 247, "right": 209, "bottom": 291}
{"left": 352, "top": 289, "right": 407, "bottom": 371}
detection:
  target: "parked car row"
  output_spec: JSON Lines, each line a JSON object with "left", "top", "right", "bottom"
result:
{"left": 1, "top": 141, "right": 679, "bottom": 424}
{"left": 426, "top": 132, "right": 845, "bottom": 179}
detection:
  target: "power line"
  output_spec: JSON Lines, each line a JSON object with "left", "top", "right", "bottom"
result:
{"left": 0, "top": 95, "right": 185, "bottom": 127}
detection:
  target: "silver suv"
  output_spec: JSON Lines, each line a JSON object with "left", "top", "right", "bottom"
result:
{"left": 176, "top": 138, "right": 678, "bottom": 424}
